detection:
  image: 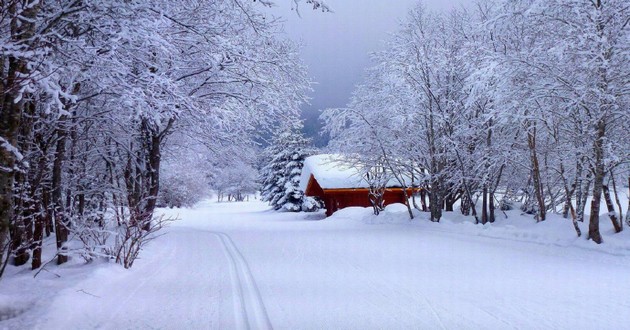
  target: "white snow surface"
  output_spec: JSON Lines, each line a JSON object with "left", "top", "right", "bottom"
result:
{"left": 2, "top": 199, "right": 630, "bottom": 329}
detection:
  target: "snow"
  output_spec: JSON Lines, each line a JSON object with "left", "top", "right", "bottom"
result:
{"left": 299, "top": 154, "right": 364, "bottom": 191}
{"left": 299, "top": 154, "right": 405, "bottom": 191}
{"left": 2, "top": 199, "right": 630, "bottom": 329}
{"left": 0, "top": 137, "right": 23, "bottom": 162}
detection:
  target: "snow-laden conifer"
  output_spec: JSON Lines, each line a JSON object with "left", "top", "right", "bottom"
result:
{"left": 260, "top": 123, "right": 319, "bottom": 212}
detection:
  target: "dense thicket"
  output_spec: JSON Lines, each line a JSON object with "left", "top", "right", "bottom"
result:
{"left": 323, "top": 0, "right": 630, "bottom": 243}
{"left": 0, "top": 0, "right": 309, "bottom": 274}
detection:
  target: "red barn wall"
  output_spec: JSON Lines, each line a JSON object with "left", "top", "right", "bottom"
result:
{"left": 322, "top": 189, "right": 412, "bottom": 217}
{"left": 303, "top": 176, "right": 417, "bottom": 217}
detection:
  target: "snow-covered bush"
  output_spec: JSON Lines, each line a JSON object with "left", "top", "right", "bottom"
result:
{"left": 301, "top": 196, "right": 323, "bottom": 212}
{"left": 114, "top": 214, "right": 173, "bottom": 269}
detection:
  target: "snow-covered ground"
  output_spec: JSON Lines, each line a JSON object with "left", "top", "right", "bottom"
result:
{"left": 2, "top": 199, "right": 630, "bottom": 329}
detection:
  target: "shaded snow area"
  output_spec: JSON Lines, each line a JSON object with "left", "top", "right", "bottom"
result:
{"left": 2, "top": 200, "right": 630, "bottom": 329}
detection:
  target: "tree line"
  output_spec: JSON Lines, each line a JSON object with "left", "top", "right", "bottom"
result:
{"left": 323, "top": 0, "right": 630, "bottom": 243}
{"left": 0, "top": 0, "right": 309, "bottom": 276}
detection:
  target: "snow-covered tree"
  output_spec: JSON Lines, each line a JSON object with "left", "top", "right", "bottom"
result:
{"left": 158, "top": 149, "right": 215, "bottom": 208}
{"left": 212, "top": 161, "right": 259, "bottom": 202}
{"left": 260, "top": 123, "right": 319, "bottom": 212}
{"left": 1, "top": 0, "right": 310, "bottom": 274}
{"left": 258, "top": 0, "right": 332, "bottom": 13}
{"left": 323, "top": 0, "right": 629, "bottom": 243}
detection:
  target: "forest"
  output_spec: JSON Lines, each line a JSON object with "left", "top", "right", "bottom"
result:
{"left": 1, "top": 0, "right": 629, "bottom": 280}
{"left": 323, "top": 0, "right": 629, "bottom": 243}
{"left": 0, "top": 0, "right": 312, "bottom": 274}
{"left": 1, "top": 0, "right": 629, "bottom": 328}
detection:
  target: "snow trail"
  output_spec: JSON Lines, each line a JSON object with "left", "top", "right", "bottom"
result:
{"left": 4, "top": 199, "right": 630, "bottom": 329}
{"left": 27, "top": 229, "right": 234, "bottom": 329}
{"left": 214, "top": 231, "right": 272, "bottom": 330}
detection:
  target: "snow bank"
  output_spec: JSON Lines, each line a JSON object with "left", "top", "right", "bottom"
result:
{"left": 328, "top": 203, "right": 630, "bottom": 256}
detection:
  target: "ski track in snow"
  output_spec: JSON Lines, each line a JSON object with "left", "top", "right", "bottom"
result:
{"left": 212, "top": 231, "right": 272, "bottom": 330}
{"left": 4, "top": 199, "right": 630, "bottom": 329}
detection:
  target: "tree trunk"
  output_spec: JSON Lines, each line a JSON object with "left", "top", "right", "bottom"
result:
{"left": 124, "top": 120, "right": 165, "bottom": 231}
{"left": 140, "top": 132, "right": 161, "bottom": 230}
{"left": 573, "top": 155, "right": 586, "bottom": 222}
{"left": 0, "top": 0, "right": 42, "bottom": 277}
{"left": 411, "top": 190, "right": 421, "bottom": 211}
{"left": 461, "top": 179, "right": 478, "bottom": 224}
{"left": 569, "top": 202, "right": 581, "bottom": 237}
{"left": 489, "top": 191, "right": 496, "bottom": 223}
{"left": 559, "top": 163, "right": 582, "bottom": 237}
{"left": 602, "top": 185, "right": 621, "bottom": 233}
{"left": 31, "top": 204, "right": 44, "bottom": 270}
{"left": 587, "top": 8, "right": 614, "bottom": 243}
{"left": 488, "top": 164, "right": 503, "bottom": 223}
{"left": 105, "top": 151, "right": 122, "bottom": 226}
{"left": 44, "top": 190, "right": 53, "bottom": 237}
{"left": 527, "top": 125, "right": 546, "bottom": 222}
{"left": 609, "top": 173, "right": 623, "bottom": 231}
{"left": 0, "top": 60, "right": 22, "bottom": 277}
{"left": 587, "top": 120, "right": 605, "bottom": 244}
{"left": 444, "top": 191, "right": 455, "bottom": 212}
{"left": 577, "top": 172, "right": 591, "bottom": 223}
{"left": 402, "top": 189, "right": 414, "bottom": 220}
{"left": 378, "top": 156, "right": 413, "bottom": 220}
{"left": 10, "top": 169, "right": 25, "bottom": 266}
{"left": 460, "top": 194, "right": 470, "bottom": 216}
{"left": 11, "top": 98, "right": 40, "bottom": 267}
{"left": 369, "top": 186, "right": 385, "bottom": 216}
{"left": 420, "top": 189, "right": 428, "bottom": 212}
{"left": 561, "top": 161, "right": 576, "bottom": 219}
{"left": 429, "top": 182, "right": 442, "bottom": 222}
{"left": 481, "top": 185, "right": 488, "bottom": 224}
{"left": 562, "top": 181, "right": 577, "bottom": 219}
{"left": 52, "top": 119, "right": 69, "bottom": 264}
{"left": 10, "top": 191, "right": 32, "bottom": 266}
{"left": 31, "top": 139, "right": 50, "bottom": 270}
{"left": 64, "top": 117, "right": 78, "bottom": 222}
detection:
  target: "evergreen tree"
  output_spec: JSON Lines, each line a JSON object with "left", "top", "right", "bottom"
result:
{"left": 259, "top": 139, "right": 287, "bottom": 208}
{"left": 259, "top": 123, "right": 319, "bottom": 212}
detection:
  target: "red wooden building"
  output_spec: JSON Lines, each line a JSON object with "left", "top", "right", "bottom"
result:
{"left": 300, "top": 155, "right": 416, "bottom": 217}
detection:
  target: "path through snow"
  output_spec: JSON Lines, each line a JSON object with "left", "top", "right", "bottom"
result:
{"left": 2, "top": 199, "right": 630, "bottom": 329}
{"left": 213, "top": 231, "right": 272, "bottom": 330}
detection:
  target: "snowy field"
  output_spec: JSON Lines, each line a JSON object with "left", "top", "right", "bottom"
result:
{"left": 2, "top": 199, "right": 630, "bottom": 329}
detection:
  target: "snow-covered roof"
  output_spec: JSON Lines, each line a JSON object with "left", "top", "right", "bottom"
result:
{"left": 299, "top": 154, "right": 364, "bottom": 191}
{"left": 299, "top": 154, "right": 405, "bottom": 191}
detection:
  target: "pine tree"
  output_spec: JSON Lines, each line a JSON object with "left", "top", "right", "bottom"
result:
{"left": 259, "top": 123, "right": 319, "bottom": 212}
{"left": 259, "top": 139, "right": 286, "bottom": 208}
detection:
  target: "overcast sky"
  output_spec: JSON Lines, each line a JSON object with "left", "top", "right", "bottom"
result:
{"left": 263, "top": 0, "right": 464, "bottom": 145}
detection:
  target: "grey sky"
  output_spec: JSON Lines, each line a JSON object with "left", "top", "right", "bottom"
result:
{"left": 264, "top": 1, "right": 464, "bottom": 145}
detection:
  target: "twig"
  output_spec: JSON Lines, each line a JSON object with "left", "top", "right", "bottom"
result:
{"left": 77, "top": 289, "right": 100, "bottom": 298}
{"left": 34, "top": 253, "right": 62, "bottom": 278}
